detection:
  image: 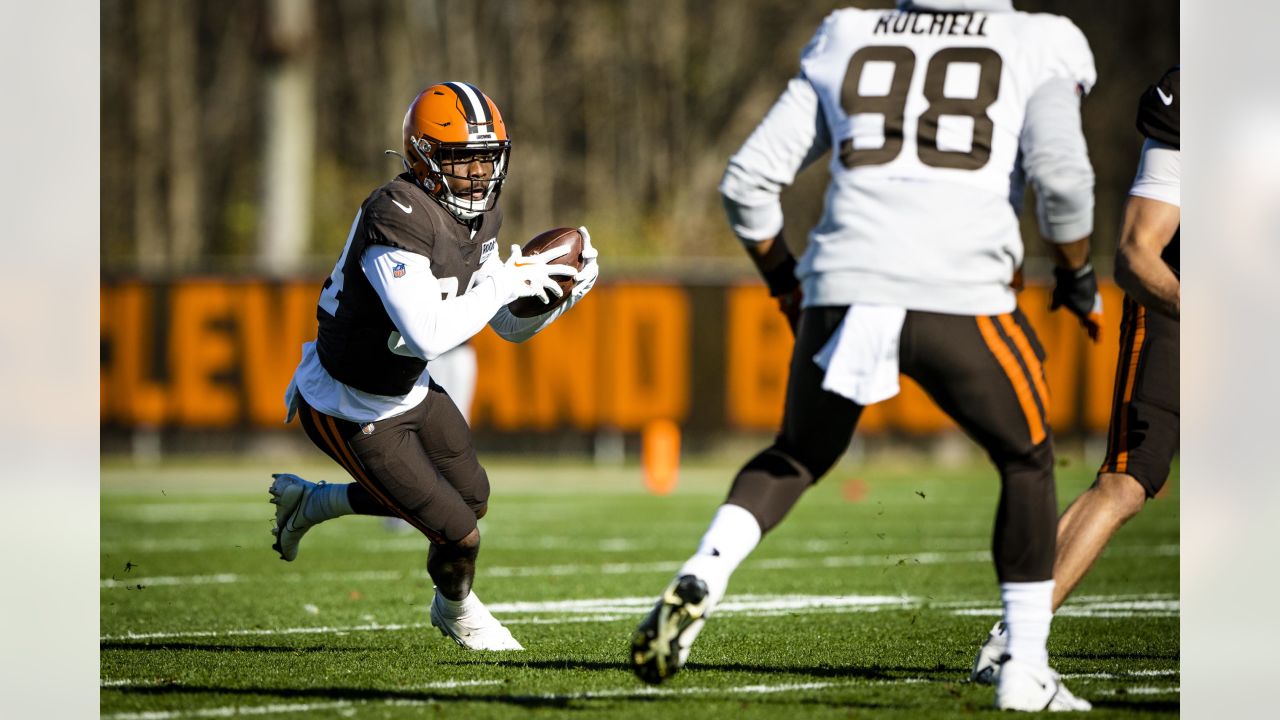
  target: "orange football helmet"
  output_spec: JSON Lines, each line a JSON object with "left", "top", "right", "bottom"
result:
{"left": 401, "top": 82, "right": 510, "bottom": 220}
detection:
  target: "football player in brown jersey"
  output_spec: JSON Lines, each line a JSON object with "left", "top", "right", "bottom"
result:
{"left": 973, "top": 66, "right": 1180, "bottom": 684}
{"left": 269, "top": 82, "right": 599, "bottom": 651}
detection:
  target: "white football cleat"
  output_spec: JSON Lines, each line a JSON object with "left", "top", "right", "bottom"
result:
{"left": 996, "top": 659, "right": 1092, "bottom": 712}
{"left": 429, "top": 592, "right": 524, "bottom": 651}
{"left": 972, "top": 620, "right": 1010, "bottom": 684}
{"left": 269, "top": 473, "right": 322, "bottom": 562}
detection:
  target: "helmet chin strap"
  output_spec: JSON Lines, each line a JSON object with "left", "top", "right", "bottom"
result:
{"left": 896, "top": 0, "right": 1014, "bottom": 11}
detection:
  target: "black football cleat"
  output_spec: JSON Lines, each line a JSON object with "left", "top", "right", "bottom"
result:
{"left": 630, "top": 574, "right": 710, "bottom": 685}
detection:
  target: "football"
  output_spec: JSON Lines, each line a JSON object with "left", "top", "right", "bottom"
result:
{"left": 506, "top": 227, "right": 586, "bottom": 318}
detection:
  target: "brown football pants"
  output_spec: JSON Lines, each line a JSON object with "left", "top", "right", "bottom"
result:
{"left": 726, "top": 305, "right": 1058, "bottom": 583}
{"left": 296, "top": 383, "right": 489, "bottom": 544}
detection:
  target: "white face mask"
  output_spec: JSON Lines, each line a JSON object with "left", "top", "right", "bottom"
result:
{"left": 896, "top": 0, "right": 1014, "bottom": 11}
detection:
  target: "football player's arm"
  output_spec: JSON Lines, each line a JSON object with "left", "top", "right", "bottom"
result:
{"left": 363, "top": 246, "right": 507, "bottom": 361}
{"left": 1020, "top": 77, "right": 1103, "bottom": 340}
{"left": 720, "top": 75, "right": 831, "bottom": 331}
{"left": 488, "top": 301, "right": 571, "bottom": 343}
{"left": 1117, "top": 139, "right": 1180, "bottom": 319}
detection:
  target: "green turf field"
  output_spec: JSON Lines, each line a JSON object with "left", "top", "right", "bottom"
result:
{"left": 101, "top": 453, "right": 1178, "bottom": 718}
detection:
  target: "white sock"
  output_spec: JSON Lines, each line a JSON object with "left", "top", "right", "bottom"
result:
{"left": 677, "top": 503, "right": 762, "bottom": 609}
{"left": 303, "top": 482, "right": 353, "bottom": 523}
{"left": 435, "top": 589, "right": 482, "bottom": 617}
{"left": 1001, "top": 580, "right": 1054, "bottom": 668}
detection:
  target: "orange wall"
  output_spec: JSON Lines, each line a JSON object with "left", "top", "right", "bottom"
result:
{"left": 100, "top": 279, "right": 1124, "bottom": 434}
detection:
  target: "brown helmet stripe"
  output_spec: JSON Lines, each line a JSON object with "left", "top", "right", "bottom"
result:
{"left": 443, "top": 81, "right": 492, "bottom": 126}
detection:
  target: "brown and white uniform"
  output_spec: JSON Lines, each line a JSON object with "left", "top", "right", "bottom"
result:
{"left": 1099, "top": 66, "right": 1180, "bottom": 496}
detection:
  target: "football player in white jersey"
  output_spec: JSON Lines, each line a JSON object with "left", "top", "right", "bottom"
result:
{"left": 631, "top": 1, "right": 1099, "bottom": 711}
{"left": 267, "top": 82, "right": 599, "bottom": 652}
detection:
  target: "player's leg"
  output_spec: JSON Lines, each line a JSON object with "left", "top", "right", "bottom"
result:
{"left": 906, "top": 310, "right": 1087, "bottom": 710}
{"left": 391, "top": 383, "right": 520, "bottom": 650}
{"left": 631, "top": 306, "right": 863, "bottom": 684}
{"left": 270, "top": 395, "right": 401, "bottom": 562}
{"left": 1054, "top": 296, "right": 1178, "bottom": 610}
{"left": 1052, "top": 472, "right": 1146, "bottom": 607}
{"left": 383, "top": 344, "right": 478, "bottom": 533}
{"left": 412, "top": 381, "right": 491, "bottom": 600}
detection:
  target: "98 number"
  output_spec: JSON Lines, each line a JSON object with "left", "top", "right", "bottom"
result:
{"left": 838, "top": 45, "right": 1002, "bottom": 171}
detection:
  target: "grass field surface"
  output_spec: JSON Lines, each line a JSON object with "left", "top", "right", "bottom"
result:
{"left": 101, "top": 454, "right": 1178, "bottom": 718}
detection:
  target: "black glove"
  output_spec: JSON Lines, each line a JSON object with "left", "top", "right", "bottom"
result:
{"left": 1051, "top": 263, "right": 1103, "bottom": 342}
{"left": 763, "top": 255, "right": 802, "bottom": 335}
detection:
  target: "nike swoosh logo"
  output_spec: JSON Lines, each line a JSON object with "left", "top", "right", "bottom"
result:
{"left": 1156, "top": 87, "right": 1173, "bottom": 106}
{"left": 391, "top": 199, "right": 413, "bottom": 214}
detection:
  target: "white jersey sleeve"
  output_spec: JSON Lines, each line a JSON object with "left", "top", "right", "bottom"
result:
{"left": 1020, "top": 77, "right": 1094, "bottom": 242}
{"left": 1129, "top": 139, "right": 1180, "bottom": 207}
{"left": 767, "top": 7, "right": 1096, "bottom": 315}
{"left": 363, "top": 245, "right": 505, "bottom": 362}
{"left": 720, "top": 76, "right": 831, "bottom": 243}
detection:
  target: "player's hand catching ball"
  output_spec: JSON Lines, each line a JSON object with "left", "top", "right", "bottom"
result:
{"left": 498, "top": 243, "right": 577, "bottom": 305}
{"left": 571, "top": 225, "right": 600, "bottom": 300}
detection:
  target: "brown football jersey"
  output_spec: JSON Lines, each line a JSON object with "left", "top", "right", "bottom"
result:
{"left": 315, "top": 174, "right": 502, "bottom": 396}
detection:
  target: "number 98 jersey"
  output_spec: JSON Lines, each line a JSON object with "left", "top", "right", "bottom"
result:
{"left": 795, "top": 7, "right": 1095, "bottom": 315}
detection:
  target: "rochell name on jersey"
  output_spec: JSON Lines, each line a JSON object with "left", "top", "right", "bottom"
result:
{"left": 874, "top": 11, "right": 989, "bottom": 37}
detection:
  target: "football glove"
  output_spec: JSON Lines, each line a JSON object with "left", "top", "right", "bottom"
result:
{"left": 571, "top": 225, "right": 600, "bottom": 300}
{"left": 495, "top": 244, "right": 577, "bottom": 305}
{"left": 1051, "top": 262, "right": 1103, "bottom": 342}
{"left": 762, "top": 254, "right": 801, "bottom": 334}
{"left": 776, "top": 286, "right": 802, "bottom": 334}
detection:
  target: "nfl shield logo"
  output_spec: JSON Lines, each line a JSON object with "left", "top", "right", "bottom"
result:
{"left": 392, "top": 262, "right": 406, "bottom": 278}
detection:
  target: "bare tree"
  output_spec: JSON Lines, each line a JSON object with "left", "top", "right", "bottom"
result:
{"left": 257, "top": 0, "right": 316, "bottom": 274}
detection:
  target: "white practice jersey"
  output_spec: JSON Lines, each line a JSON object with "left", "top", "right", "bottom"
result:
{"left": 725, "top": 7, "right": 1096, "bottom": 315}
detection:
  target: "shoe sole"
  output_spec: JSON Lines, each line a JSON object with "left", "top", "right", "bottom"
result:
{"left": 630, "top": 576, "right": 709, "bottom": 685}
{"left": 268, "top": 473, "right": 308, "bottom": 562}
{"left": 971, "top": 647, "right": 1004, "bottom": 685}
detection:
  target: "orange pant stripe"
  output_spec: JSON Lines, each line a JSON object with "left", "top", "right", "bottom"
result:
{"left": 977, "top": 315, "right": 1046, "bottom": 446}
{"left": 1107, "top": 303, "right": 1148, "bottom": 473}
{"left": 998, "top": 314, "right": 1051, "bottom": 423}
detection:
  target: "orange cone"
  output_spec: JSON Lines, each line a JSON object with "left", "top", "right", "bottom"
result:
{"left": 642, "top": 419, "right": 680, "bottom": 495}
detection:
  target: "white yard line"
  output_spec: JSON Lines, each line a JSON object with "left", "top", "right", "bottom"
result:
{"left": 103, "top": 700, "right": 362, "bottom": 719}
{"left": 101, "top": 544, "right": 1179, "bottom": 589}
{"left": 99, "top": 678, "right": 924, "bottom": 719}
{"left": 103, "top": 535, "right": 660, "bottom": 554}
{"left": 952, "top": 598, "right": 1180, "bottom": 619}
{"left": 102, "top": 592, "right": 1177, "bottom": 642}
{"left": 100, "top": 676, "right": 1178, "bottom": 720}
{"left": 1064, "top": 669, "right": 1179, "bottom": 680}
{"left": 101, "top": 570, "right": 404, "bottom": 589}
{"left": 103, "top": 621, "right": 431, "bottom": 641}
{"left": 1094, "top": 685, "right": 1180, "bottom": 695}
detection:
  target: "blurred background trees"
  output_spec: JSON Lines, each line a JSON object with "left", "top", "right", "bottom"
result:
{"left": 101, "top": 0, "right": 1178, "bottom": 278}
